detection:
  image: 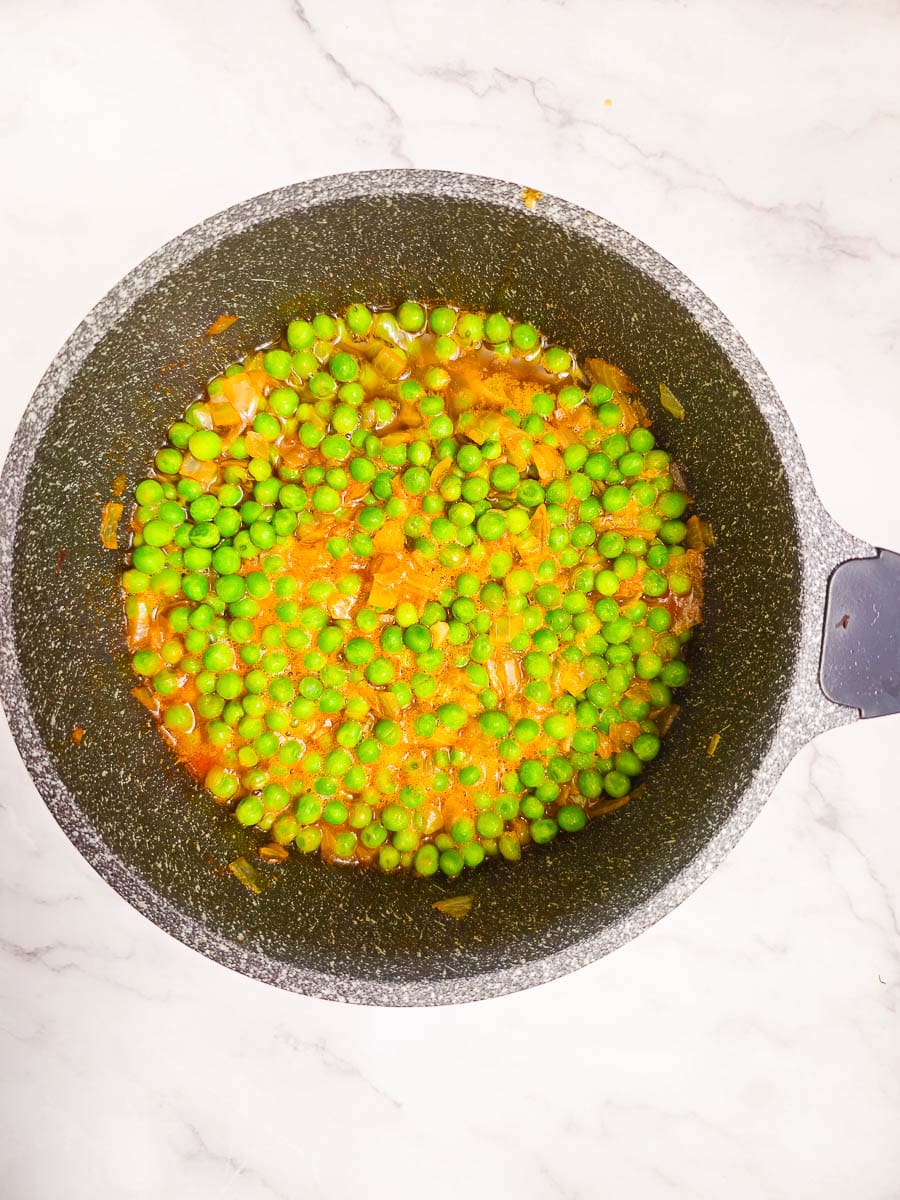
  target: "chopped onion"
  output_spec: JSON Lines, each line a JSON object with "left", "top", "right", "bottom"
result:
{"left": 228, "top": 856, "right": 265, "bottom": 893}
{"left": 100, "top": 501, "right": 123, "bottom": 549}
{"left": 433, "top": 895, "right": 474, "bottom": 919}
{"left": 659, "top": 383, "right": 686, "bottom": 420}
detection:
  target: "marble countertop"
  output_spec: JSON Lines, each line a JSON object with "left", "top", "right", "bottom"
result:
{"left": 2, "top": 1, "right": 899, "bottom": 1196}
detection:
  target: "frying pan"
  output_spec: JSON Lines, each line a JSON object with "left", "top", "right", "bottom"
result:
{"left": 1, "top": 171, "right": 897, "bottom": 1006}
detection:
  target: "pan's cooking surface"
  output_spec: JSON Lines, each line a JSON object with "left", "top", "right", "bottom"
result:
{"left": 0, "top": 172, "right": 864, "bottom": 1003}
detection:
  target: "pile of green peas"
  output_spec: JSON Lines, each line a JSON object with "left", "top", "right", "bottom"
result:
{"left": 124, "top": 302, "right": 705, "bottom": 879}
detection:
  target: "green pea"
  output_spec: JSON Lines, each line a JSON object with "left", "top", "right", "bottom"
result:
{"left": 558, "top": 385, "right": 584, "bottom": 409}
{"left": 476, "top": 510, "right": 508, "bottom": 541}
{"left": 476, "top": 811, "right": 503, "bottom": 839}
{"left": 184, "top": 430, "right": 220, "bottom": 462}
{"left": 317, "top": 625, "right": 343, "bottom": 655}
{"left": 423, "top": 304, "right": 454, "bottom": 335}
{"left": 379, "top": 804, "right": 407, "bottom": 833}
{"left": 527, "top": 817, "right": 556, "bottom": 845}
{"left": 660, "top": 660, "right": 689, "bottom": 687}
{"left": 520, "top": 651, "right": 549, "bottom": 680}
{"left": 284, "top": 320, "right": 314, "bottom": 351}
{"left": 153, "top": 448, "right": 181, "bottom": 474}
{"left": 490, "top": 463, "right": 520, "bottom": 492}
{"left": 287, "top": 349, "right": 316, "bottom": 381}
{"left": 617, "top": 450, "right": 642, "bottom": 477}
{"left": 366, "top": 658, "right": 394, "bottom": 686}
{"left": 645, "top": 606, "right": 670, "bottom": 636}
{"left": 447, "top": 310, "right": 479, "bottom": 344}
{"left": 375, "top": 844, "right": 400, "bottom": 871}
{"left": 212, "top": 503, "right": 242, "bottom": 536}
{"left": 657, "top": 490, "right": 688, "bottom": 518}
{"left": 263, "top": 811, "right": 296, "bottom": 845}
{"left": 290, "top": 794, "right": 319, "bottom": 826}
{"left": 252, "top": 409, "right": 281, "bottom": 442}
{"left": 131, "top": 649, "right": 160, "bottom": 676}
{"left": 641, "top": 570, "right": 666, "bottom": 598}
{"left": 191, "top": 520, "right": 223, "bottom": 549}
{"left": 316, "top": 688, "right": 342, "bottom": 713}
{"left": 603, "top": 771, "right": 631, "bottom": 799}
{"left": 595, "top": 401, "right": 620, "bottom": 427}
{"left": 558, "top": 805, "right": 587, "bottom": 833}
{"left": 316, "top": 434, "right": 348, "bottom": 463}
{"left": 547, "top": 755, "right": 574, "bottom": 784}
{"left": 594, "top": 483, "right": 628, "bottom": 515}
{"left": 512, "top": 718, "right": 539, "bottom": 744}
{"left": 442, "top": 815, "right": 476, "bottom": 850}
{"left": 371, "top": 720, "right": 398, "bottom": 747}
{"left": 660, "top": 519, "right": 687, "bottom": 544}
{"left": 259, "top": 383, "right": 297, "bottom": 419}
{"left": 319, "top": 800, "right": 346, "bottom": 826}
{"left": 234, "top": 796, "right": 264, "bottom": 827}
{"left": 511, "top": 321, "right": 538, "bottom": 350}
{"left": 455, "top": 843, "right": 481, "bottom": 869}
{"left": 413, "top": 844, "right": 439, "bottom": 876}
{"left": 562, "top": 443, "right": 588, "bottom": 472}
{"left": 432, "top": 846, "right": 463, "bottom": 878}
{"left": 437, "top": 703, "right": 467, "bottom": 730}
{"left": 630, "top": 733, "right": 660, "bottom": 763}
{"left": 307, "top": 372, "right": 336, "bottom": 400}
{"left": 134, "top": 478, "right": 164, "bottom": 506}
{"left": 132, "top": 543, "right": 165, "bottom": 575}
{"left": 344, "top": 304, "right": 372, "bottom": 335}
{"left": 396, "top": 301, "right": 426, "bottom": 332}
{"left": 342, "top": 636, "right": 373, "bottom": 667}
{"left": 300, "top": 316, "right": 332, "bottom": 347}
{"left": 325, "top": 351, "right": 356, "bottom": 383}
{"left": 427, "top": 411, "right": 453, "bottom": 440}
{"left": 353, "top": 820, "right": 383, "bottom": 850}
{"left": 310, "top": 484, "right": 340, "bottom": 513}
{"left": 631, "top": 651, "right": 660, "bottom": 680}
{"left": 142, "top": 518, "right": 178, "bottom": 548}
{"left": 202, "top": 642, "right": 234, "bottom": 673}
{"left": 399, "top": 624, "right": 430, "bottom": 656}
{"left": 542, "top": 346, "right": 570, "bottom": 374}
{"left": 456, "top": 443, "right": 484, "bottom": 473}
{"left": 422, "top": 365, "right": 448, "bottom": 391}
{"left": 481, "top": 312, "right": 509, "bottom": 343}
{"left": 205, "top": 767, "right": 239, "bottom": 800}
{"left": 292, "top": 827, "right": 321, "bottom": 854}
{"left": 378, "top": 626, "right": 402, "bottom": 655}
{"left": 400, "top": 465, "right": 428, "bottom": 495}
{"left": 262, "top": 347, "right": 298, "bottom": 382}
{"left": 479, "top": 710, "right": 509, "bottom": 738}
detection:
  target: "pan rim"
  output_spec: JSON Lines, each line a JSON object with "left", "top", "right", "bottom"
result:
{"left": 0, "top": 169, "right": 867, "bottom": 1005}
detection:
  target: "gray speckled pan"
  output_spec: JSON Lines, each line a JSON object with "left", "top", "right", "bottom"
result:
{"left": 1, "top": 171, "right": 897, "bottom": 1006}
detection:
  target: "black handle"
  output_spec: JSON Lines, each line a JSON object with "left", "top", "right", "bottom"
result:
{"left": 820, "top": 548, "right": 900, "bottom": 718}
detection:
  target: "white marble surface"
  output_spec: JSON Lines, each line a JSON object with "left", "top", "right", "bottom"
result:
{"left": 1, "top": 1, "right": 899, "bottom": 1196}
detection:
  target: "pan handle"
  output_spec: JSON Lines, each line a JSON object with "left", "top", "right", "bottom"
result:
{"left": 820, "top": 548, "right": 900, "bottom": 718}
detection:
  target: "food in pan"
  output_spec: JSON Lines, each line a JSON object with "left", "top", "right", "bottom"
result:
{"left": 123, "top": 303, "right": 705, "bottom": 877}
